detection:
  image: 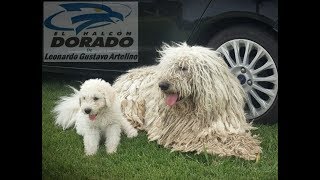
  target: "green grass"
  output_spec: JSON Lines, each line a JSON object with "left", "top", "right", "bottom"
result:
{"left": 42, "top": 79, "right": 278, "bottom": 180}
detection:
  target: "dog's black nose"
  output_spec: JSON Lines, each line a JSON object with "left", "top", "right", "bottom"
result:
{"left": 159, "top": 82, "right": 170, "bottom": 91}
{"left": 84, "top": 108, "right": 91, "bottom": 114}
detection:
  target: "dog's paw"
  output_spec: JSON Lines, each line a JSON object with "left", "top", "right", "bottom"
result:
{"left": 127, "top": 129, "right": 138, "bottom": 138}
{"left": 85, "top": 146, "right": 98, "bottom": 156}
{"left": 85, "top": 150, "right": 97, "bottom": 156}
{"left": 106, "top": 147, "right": 117, "bottom": 154}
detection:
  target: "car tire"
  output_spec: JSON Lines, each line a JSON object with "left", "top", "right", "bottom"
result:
{"left": 207, "top": 24, "right": 278, "bottom": 124}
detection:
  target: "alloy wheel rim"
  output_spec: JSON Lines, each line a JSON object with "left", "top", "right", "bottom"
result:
{"left": 217, "top": 39, "right": 278, "bottom": 119}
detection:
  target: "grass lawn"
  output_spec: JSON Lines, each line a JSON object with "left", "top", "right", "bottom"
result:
{"left": 42, "top": 78, "right": 278, "bottom": 180}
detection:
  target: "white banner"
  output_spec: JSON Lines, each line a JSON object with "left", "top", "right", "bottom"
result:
{"left": 43, "top": 1, "right": 138, "bottom": 62}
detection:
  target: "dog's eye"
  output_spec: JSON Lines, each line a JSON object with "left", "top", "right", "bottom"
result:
{"left": 83, "top": 97, "right": 85, "bottom": 100}
{"left": 179, "top": 66, "right": 188, "bottom": 71}
{"left": 93, "top": 97, "right": 99, "bottom": 101}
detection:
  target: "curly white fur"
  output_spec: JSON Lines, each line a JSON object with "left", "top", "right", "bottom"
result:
{"left": 113, "top": 42, "right": 261, "bottom": 160}
{"left": 53, "top": 79, "right": 138, "bottom": 155}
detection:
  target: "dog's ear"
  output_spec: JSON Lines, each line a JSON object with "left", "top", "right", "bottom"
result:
{"left": 100, "top": 80, "right": 116, "bottom": 107}
{"left": 191, "top": 59, "right": 223, "bottom": 113}
{"left": 104, "top": 89, "right": 116, "bottom": 108}
{"left": 191, "top": 54, "right": 246, "bottom": 114}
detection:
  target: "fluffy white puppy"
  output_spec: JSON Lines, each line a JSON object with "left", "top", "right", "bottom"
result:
{"left": 53, "top": 78, "right": 138, "bottom": 155}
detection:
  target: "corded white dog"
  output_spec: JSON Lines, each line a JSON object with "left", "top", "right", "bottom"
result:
{"left": 53, "top": 79, "right": 138, "bottom": 155}
{"left": 113, "top": 42, "right": 261, "bottom": 160}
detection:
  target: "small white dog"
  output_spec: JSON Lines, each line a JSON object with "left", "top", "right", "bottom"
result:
{"left": 53, "top": 78, "right": 138, "bottom": 155}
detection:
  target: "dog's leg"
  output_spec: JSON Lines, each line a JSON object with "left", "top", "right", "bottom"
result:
{"left": 120, "top": 117, "right": 138, "bottom": 138}
{"left": 83, "top": 130, "right": 100, "bottom": 156}
{"left": 105, "top": 124, "right": 121, "bottom": 154}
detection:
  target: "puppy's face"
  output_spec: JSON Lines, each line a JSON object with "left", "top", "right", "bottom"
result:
{"left": 78, "top": 78, "right": 115, "bottom": 121}
{"left": 79, "top": 92, "right": 107, "bottom": 121}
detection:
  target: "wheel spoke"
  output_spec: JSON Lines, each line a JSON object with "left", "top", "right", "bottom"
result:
{"left": 252, "top": 61, "right": 273, "bottom": 75}
{"left": 246, "top": 96, "right": 257, "bottom": 117}
{"left": 219, "top": 46, "right": 236, "bottom": 68}
{"left": 232, "top": 41, "right": 241, "bottom": 65}
{"left": 247, "top": 48, "right": 264, "bottom": 69}
{"left": 249, "top": 90, "right": 267, "bottom": 109}
{"left": 242, "top": 41, "right": 252, "bottom": 65}
{"left": 253, "top": 75, "right": 277, "bottom": 82}
{"left": 252, "top": 84, "right": 275, "bottom": 97}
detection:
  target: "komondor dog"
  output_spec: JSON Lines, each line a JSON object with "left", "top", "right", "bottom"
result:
{"left": 53, "top": 79, "right": 138, "bottom": 155}
{"left": 113, "top": 42, "right": 261, "bottom": 160}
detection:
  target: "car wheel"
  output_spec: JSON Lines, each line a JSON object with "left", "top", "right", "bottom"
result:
{"left": 207, "top": 24, "right": 278, "bottom": 124}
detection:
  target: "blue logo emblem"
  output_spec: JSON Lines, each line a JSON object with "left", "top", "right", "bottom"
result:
{"left": 44, "top": 3, "right": 131, "bottom": 34}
